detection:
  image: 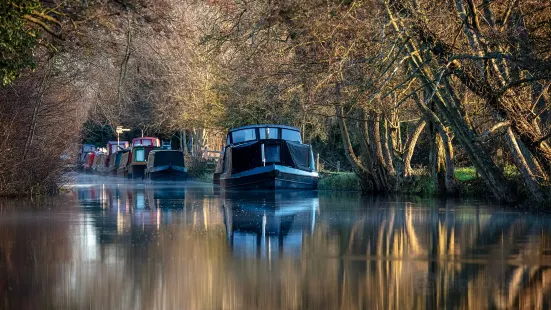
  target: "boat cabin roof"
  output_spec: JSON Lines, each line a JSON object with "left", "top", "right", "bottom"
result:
{"left": 107, "top": 141, "right": 128, "bottom": 145}
{"left": 228, "top": 124, "right": 300, "bottom": 133}
{"left": 132, "top": 137, "right": 160, "bottom": 147}
{"left": 147, "top": 150, "right": 185, "bottom": 167}
{"left": 106, "top": 141, "right": 129, "bottom": 154}
{"left": 226, "top": 124, "right": 302, "bottom": 145}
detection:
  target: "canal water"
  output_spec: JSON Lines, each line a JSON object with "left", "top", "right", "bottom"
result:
{"left": 1, "top": 175, "right": 550, "bottom": 309}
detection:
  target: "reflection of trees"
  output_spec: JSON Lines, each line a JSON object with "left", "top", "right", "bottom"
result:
{"left": 3, "top": 184, "right": 551, "bottom": 309}
{"left": 321, "top": 196, "right": 551, "bottom": 310}
{"left": 0, "top": 197, "right": 74, "bottom": 309}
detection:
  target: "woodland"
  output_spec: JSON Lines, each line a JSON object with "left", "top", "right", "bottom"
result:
{"left": 1, "top": 0, "right": 551, "bottom": 205}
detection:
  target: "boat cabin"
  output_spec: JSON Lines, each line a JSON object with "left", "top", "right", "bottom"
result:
{"left": 216, "top": 124, "right": 318, "bottom": 189}
{"left": 79, "top": 144, "right": 96, "bottom": 162}
{"left": 104, "top": 141, "right": 129, "bottom": 170}
{"left": 106, "top": 141, "right": 129, "bottom": 155}
{"left": 132, "top": 137, "right": 160, "bottom": 148}
{"left": 128, "top": 138, "right": 160, "bottom": 178}
{"left": 145, "top": 150, "right": 187, "bottom": 180}
{"left": 161, "top": 141, "right": 172, "bottom": 150}
{"left": 222, "top": 125, "right": 314, "bottom": 172}
{"left": 146, "top": 150, "right": 186, "bottom": 170}
{"left": 226, "top": 125, "right": 302, "bottom": 145}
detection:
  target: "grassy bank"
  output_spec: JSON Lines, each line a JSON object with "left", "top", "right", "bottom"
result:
{"left": 317, "top": 166, "right": 522, "bottom": 197}
{"left": 318, "top": 172, "right": 362, "bottom": 191}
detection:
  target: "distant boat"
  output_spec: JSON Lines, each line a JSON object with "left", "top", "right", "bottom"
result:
{"left": 78, "top": 144, "right": 96, "bottom": 169}
{"left": 102, "top": 141, "right": 129, "bottom": 174}
{"left": 117, "top": 151, "right": 130, "bottom": 177}
{"left": 127, "top": 137, "right": 160, "bottom": 179}
{"left": 145, "top": 150, "right": 187, "bottom": 180}
{"left": 82, "top": 152, "right": 96, "bottom": 172}
{"left": 214, "top": 124, "right": 319, "bottom": 190}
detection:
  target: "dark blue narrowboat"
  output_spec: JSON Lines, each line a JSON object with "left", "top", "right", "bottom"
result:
{"left": 214, "top": 125, "right": 318, "bottom": 190}
{"left": 145, "top": 150, "right": 188, "bottom": 180}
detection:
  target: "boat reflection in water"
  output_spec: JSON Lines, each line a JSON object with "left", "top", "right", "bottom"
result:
{"left": 3, "top": 176, "right": 551, "bottom": 309}
{"left": 222, "top": 191, "right": 318, "bottom": 258}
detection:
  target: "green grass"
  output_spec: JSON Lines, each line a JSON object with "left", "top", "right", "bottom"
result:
{"left": 455, "top": 165, "right": 519, "bottom": 182}
{"left": 455, "top": 167, "right": 477, "bottom": 182}
{"left": 318, "top": 172, "right": 362, "bottom": 191}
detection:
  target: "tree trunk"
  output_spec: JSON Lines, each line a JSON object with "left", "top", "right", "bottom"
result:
{"left": 382, "top": 118, "right": 396, "bottom": 175}
{"left": 403, "top": 120, "right": 426, "bottom": 177}
{"left": 369, "top": 112, "right": 391, "bottom": 192}
{"left": 440, "top": 130, "right": 457, "bottom": 194}
{"left": 180, "top": 130, "right": 187, "bottom": 154}
{"left": 335, "top": 105, "right": 372, "bottom": 191}
{"left": 23, "top": 59, "right": 53, "bottom": 160}
{"left": 505, "top": 127, "right": 547, "bottom": 203}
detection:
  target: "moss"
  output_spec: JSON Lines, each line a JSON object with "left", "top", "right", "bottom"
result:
{"left": 318, "top": 172, "right": 362, "bottom": 191}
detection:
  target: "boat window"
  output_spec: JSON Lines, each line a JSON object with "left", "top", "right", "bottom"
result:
{"left": 281, "top": 129, "right": 302, "bottom": 143}
{"left": 135, "top": 149, "right": 145, "bottom": 162}
{"left": 134, "top": 139, "right": 153, "bottom": 147}
{"left": 259, "top": 127, "right": 280, "bottom": 140}
{"left": 232, "top": 129, "right": 257, "bottom": 143}
{"left": 265, "top": 145, "right": 280, "bottom": 163}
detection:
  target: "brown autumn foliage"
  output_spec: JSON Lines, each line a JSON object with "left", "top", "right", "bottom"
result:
{"left": 2, "top": 0, "right": 551, "bottom": 204}
{"left": 202, "top": 0, "right": 551, "bottom": 204}
{"left": 0, "top": 55, "right": 84, "bottom": 196}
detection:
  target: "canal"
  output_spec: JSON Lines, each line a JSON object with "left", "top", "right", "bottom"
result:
{"left": 1, "top": 175, "right": 550, "bottom": 309}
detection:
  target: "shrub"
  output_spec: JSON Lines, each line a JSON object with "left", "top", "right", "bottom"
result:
{"left": 318, "top": 172, "right": 362, "bottom": 191}
{"left": 184, "top": 155, "right": 211, "bottom": 178}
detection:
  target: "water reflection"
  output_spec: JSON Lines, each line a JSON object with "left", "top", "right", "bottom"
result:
{"left": 222, "top": 191, "right": 318, "bottom": 258}
{"left": 0, "top": 176, "right": 551, "bottom": 309}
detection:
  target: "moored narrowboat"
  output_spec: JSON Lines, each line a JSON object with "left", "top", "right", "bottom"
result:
{"left": 117, "top": 151, "right": 130, "bottom": 177}
{"left": 82, "top": 152, "right": 96, "bottom": 172}
{"left": 108, "top": 149, "right": 130, "bottom": 175}
{"left": 214, "top": 125, "right": 318, "bottom": 190}
{"left": 145, "top": 150, "right": 187, "bottom": 180}
{"left": 128, "top": 137, "right": 160, "bottom": 179}
{"left": 102, "top": 141, "right": 129, "bottom": 174}
{"left": 78, "top": 144, "right": 96, "bottom": 170}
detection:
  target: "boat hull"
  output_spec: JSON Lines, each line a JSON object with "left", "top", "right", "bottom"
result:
{"left": 128, "top": 164, "right": 146, "bottom": 179}
{"left": 220, "top": 165, "right": 318, "bottom": 190}
{"left": 147, "top": 167, "right": 188, "bottom": 181}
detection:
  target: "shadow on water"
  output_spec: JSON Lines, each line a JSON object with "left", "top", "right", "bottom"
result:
{"left": 0, "top": 174, "right": 551, "bottom": 309}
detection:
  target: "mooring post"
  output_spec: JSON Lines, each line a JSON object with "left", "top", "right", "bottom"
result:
{"left": 316, "top": 153, "right": 320, "bottom": 171}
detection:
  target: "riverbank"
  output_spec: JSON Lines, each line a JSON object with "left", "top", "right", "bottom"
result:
{"left": 0, "top": 166, "right": 520, "bottom": 202}
{"left": 317, "top": 166, "right": 523, "bottom": 198}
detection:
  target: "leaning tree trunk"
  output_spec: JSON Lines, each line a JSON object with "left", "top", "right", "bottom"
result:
{"left": 440, "top": 129, "right": 457, "bottom": 194}
{"left": 505, "top": 127, "right": 547, "bottom": 203}
{"left": 335, "top": 105, "right": 372, "bottom": 191}
{"left": 336, "top": 105, "right": 395, "bottom": 193}
{"left": 403, "top": 119, "right": 426, "bottom": 177}
{"left": 384, "top": 1, "right": 517, "bottom": 203}
{"left": 382, "top": 118, "right": 396, "bottom": 175}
